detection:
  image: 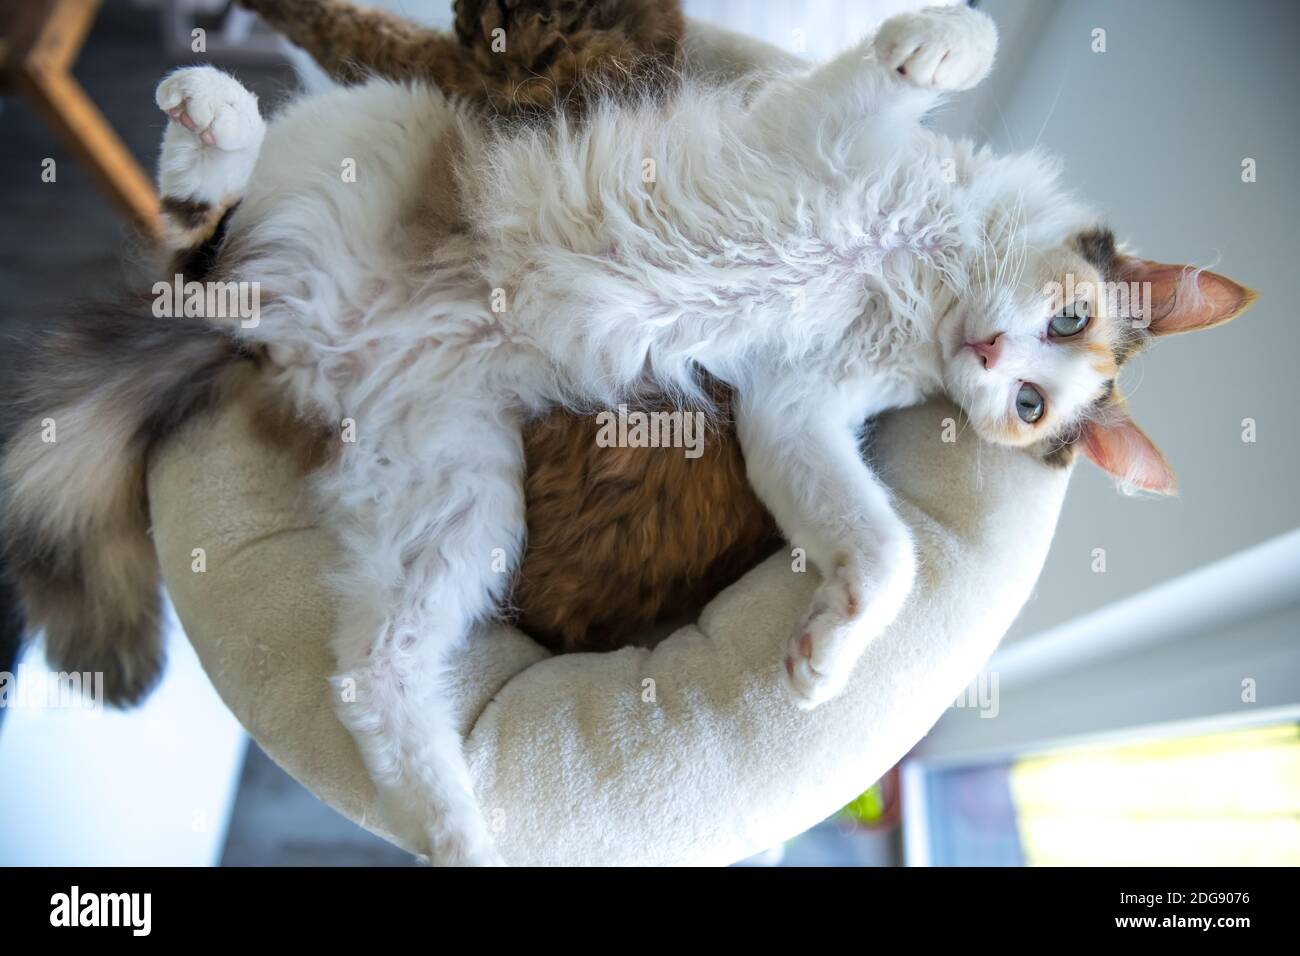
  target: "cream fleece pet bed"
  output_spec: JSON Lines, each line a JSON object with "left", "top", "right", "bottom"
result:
{"left": 149, "top": 393, "right": 1068, "bottom": 865}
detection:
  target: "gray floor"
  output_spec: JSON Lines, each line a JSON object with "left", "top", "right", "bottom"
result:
{"left": 222, "top": 744, "right": 416, "bottom": 866}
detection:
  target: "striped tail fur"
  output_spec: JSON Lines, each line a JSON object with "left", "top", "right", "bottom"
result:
{"left": 0, "top": 295, "right": 247, "bottom": 706}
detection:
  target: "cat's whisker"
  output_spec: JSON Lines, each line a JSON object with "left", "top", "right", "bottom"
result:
{"left": 1032, "top": 68, "right": 1072, "bottom": 152}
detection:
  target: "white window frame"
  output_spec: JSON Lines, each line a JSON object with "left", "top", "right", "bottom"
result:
{"left": 903, "top": 528, "right": 1300, "bottom": 866}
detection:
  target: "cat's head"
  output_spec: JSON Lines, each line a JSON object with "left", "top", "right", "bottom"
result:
{"left": 940, "top": 227, "right": 1256, "bottom": 492}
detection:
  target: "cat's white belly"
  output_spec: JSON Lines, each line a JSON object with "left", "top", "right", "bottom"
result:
{"left": 225, "top": 80, "right": 539, "bottom": 414}
{"left": 222, "top": 77, "right": 741, "bottom": 412}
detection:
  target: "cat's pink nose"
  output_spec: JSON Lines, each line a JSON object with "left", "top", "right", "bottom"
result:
{"left": 969, "top": 334, "right": 1004, "bottom": 370}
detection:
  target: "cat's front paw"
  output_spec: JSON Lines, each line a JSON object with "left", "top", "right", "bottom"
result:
{"left": 156, "top": 65, "right": 263, "bottom": 151}
{"left": 874, "top": 6, "right": 998, "bottom": 92}
{"left": 783, "top": 596, "right": 866, "bottom": 710}
{"left": 783, "top": 545, "right": 916, "bottom": 709}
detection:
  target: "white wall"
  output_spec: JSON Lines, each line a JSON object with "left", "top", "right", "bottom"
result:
{"left": 944, "top": 0, "right": 1300, "bottom": 639}
{"left": 0, "top": 613, "right": 247, "bottom": 866}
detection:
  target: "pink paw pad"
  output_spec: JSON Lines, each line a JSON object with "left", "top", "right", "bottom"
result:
{"left": 168, "top": 104, "right": 217, "bottom": 146}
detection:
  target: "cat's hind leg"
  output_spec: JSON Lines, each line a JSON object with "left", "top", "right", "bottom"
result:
{"left": 154, "top": 66, "right": 266, "bottom": 249}
{"left": 874, "top": 5, "right": 998, "bottom": 92}
{"left": 746, "top": 5, "right": 996, "bottom": 164}
{"left": 323, "top": 398, "right": 527, "bottom": 865}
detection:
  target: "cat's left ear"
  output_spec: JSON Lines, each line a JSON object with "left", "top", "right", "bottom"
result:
{"left": 1075, "top": 405, "right": 1177, "bottom": 495}
{"left": 1118, "top": 258, "right": 1258, "bottom": 337}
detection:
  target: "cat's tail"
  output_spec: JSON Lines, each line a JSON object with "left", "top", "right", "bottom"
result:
{"left": 0, "top": 295, "right": 247, "bottom": 706}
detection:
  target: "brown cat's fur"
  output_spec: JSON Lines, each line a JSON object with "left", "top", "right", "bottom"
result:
{"left": 238, "top": 0, "right": 685, "bottom": 115}
{"left": 516, "top": 391, "right": 779, "bottom": 650}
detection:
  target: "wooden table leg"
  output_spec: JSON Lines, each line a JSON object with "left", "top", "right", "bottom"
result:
{"left": 1, "top": 0, "right": 162, "bottom": 240}
{"left": 14, "top": 65, "right": 163, "bottom": 238}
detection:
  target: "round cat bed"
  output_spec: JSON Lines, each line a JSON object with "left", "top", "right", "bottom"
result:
{"left": 148, "top": 392, "right": 1069, "bottom": 865}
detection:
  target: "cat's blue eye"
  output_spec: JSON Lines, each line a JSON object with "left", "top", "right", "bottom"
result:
{"left": 1016, "top": 383, "right": 1045, "bottom": 423}
{"left": 1048, "top": 301, "right": 1090, "bottom": 338}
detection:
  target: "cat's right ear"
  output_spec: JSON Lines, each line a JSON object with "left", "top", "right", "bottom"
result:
{"left": 1118, "top": 258, "right": 1257, "bottom": 337}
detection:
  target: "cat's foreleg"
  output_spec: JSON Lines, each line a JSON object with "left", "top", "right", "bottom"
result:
{"left": 736, "top": 389, "right": 917, "bottom": 709}
{"left": 323, "top": 403, "right": 526, "bottom": 865}
{"left": 154, "top": 66, "right": 265, "bottom": 251}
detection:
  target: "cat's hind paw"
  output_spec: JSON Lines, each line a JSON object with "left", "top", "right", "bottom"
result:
{"left": 377, "top": 785, "right": 507, "bottom": 867}
{"left": 426, "top": 816, "right": 507, "bottom": 867}
{"left": 425, "top": 836, "right": 507, "bottom": 867}
{"left": 155, "top": 66, "right": 265, "bottom": 207}
{"left": 156, "top": 65, "right": 264, "bottom": 151}
{"left": 874, "top": 6, "right": 998, "bottom": 92}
